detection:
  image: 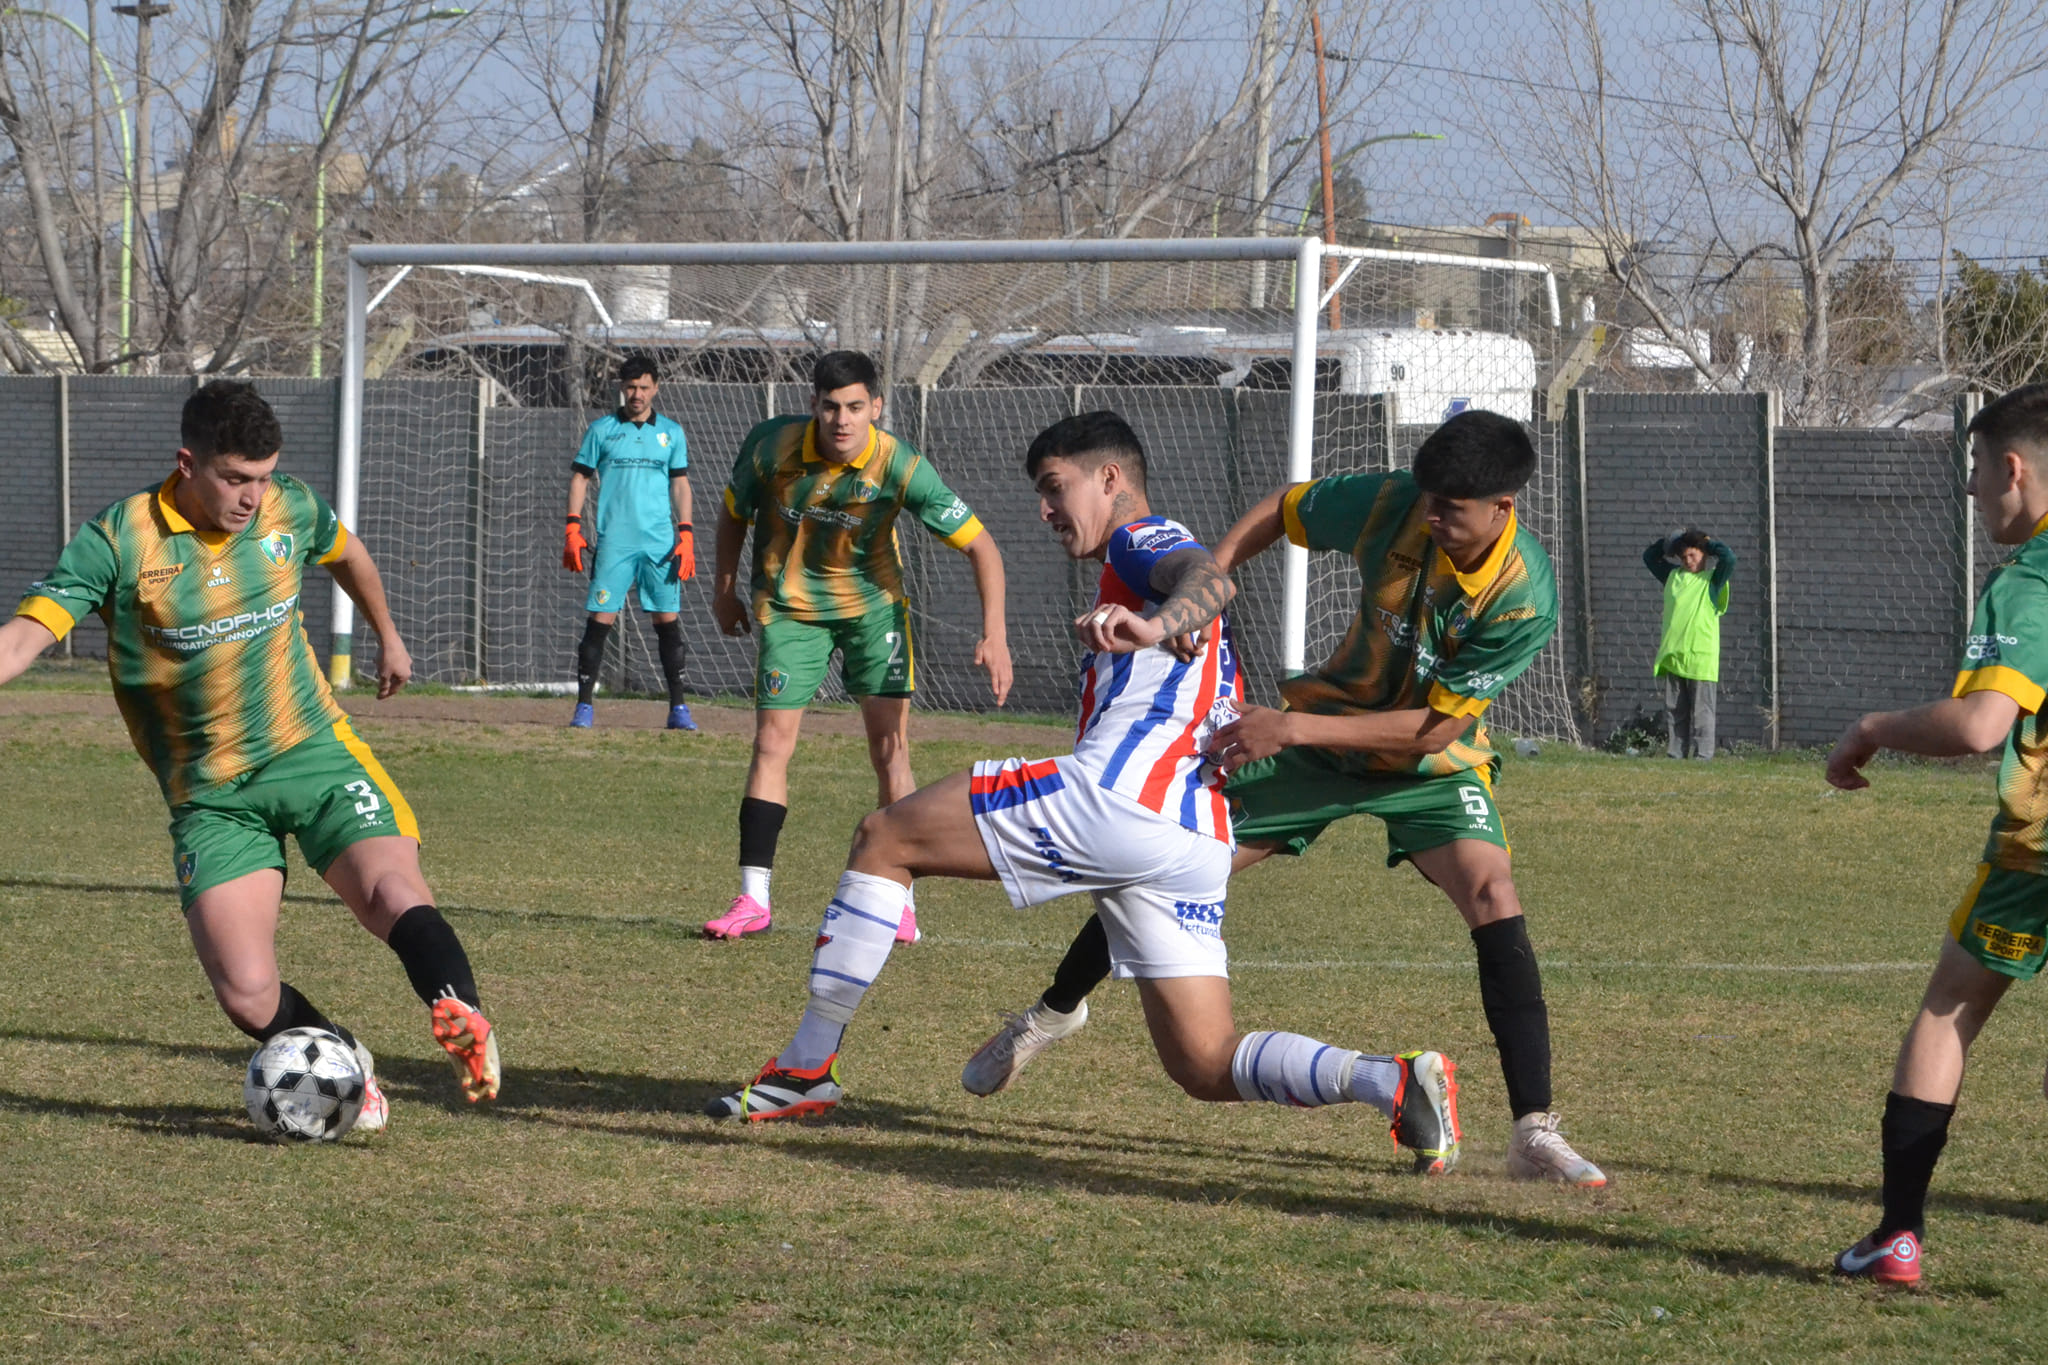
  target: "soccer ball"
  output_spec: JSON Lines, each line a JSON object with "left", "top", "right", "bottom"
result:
{"left": 244, "top": 1027, "right": 366, "bottom": 1143}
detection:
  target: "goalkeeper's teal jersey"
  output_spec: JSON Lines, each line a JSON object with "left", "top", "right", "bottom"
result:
{"left": 15, "top": 472, "right": 349, "bottom": 804}
{"left": 574, "top": 410, "right": 689, "bottom": 552}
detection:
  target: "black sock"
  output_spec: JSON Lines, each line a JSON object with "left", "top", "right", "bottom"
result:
{"left": 386, "top": 905, "right": 482, "bottom": 1010}
{"left": 576, "top": 618, "right": 613, "bottom": 706}
{"left": 739, "top": 797, "right": 787, "bottom": 869}
{"left": 1877, "top": 1091, "right": 1955, "bottom": 1240}
{"left": 1042, "top": 914, "right": 1112, "bottom": 1015}
{"left": 1472, "top": 915, "right": 1553, "bottom": 1117}
{"left": 654, "top": 619, "right": 688, "bottom": 705}
{"left": 243, "top": 981, "right": 356, "bottom": 1050}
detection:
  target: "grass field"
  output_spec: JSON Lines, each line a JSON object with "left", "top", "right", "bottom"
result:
{"left": 6, "top": 676, "right": 2048, "bottom": 1362}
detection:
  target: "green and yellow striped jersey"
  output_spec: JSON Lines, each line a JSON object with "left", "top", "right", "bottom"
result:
{"left": 1277, "top": 470, "right": 1558, "bottom": 779}
{"left": 723, "top": 415, "right": 982, "bottom": 623}
{"left": 16, "top": 472, "right": 349, "bottom": 804}
{"left": 1954, "top": 520, "right": 2048, "bottom": 873}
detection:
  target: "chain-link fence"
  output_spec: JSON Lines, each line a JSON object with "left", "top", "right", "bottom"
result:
{"left": 0, "top": 376, "right": 1977, "bottom": 747}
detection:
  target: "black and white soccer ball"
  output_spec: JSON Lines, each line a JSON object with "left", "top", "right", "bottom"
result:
{"left": 244, "top": 1027, "right": 366, "bottom": 1143}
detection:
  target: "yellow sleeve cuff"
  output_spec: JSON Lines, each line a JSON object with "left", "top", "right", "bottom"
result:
{"left": 16, "top": 595, "right": 77, "bottom": 642}
{"left": 1281, "top": 481, "right": 1315, "bottom": 549}
{"left": 942, "top": 516, "right": 985, "bottom": 551}
{"left": 722, "top": 486, "right": 741, "bottom": 519}
{"left": 1427, "top": 679, "right": 1492, "bottom": 720}
{"left": 1954, "top": 665, "right": 2047, "bottom": 714}
{"left": 315, "top": 523, "right": 350, "bottom": 566}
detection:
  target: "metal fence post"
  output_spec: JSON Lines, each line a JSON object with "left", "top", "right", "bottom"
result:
{"left": 56, "top": 373, "right": 72, "bottom": 657}
{"left": 1956, "top": 390, "right": 1983, "bottom": 638}
{"left": 1761, "top": 390, "right": 1781, "bottom": 750}
{"left": 1570, "top": 386, "right": 1593, "bottom": 722}
{"left": 472, "top": 376, "right": 489, "bottom": 681}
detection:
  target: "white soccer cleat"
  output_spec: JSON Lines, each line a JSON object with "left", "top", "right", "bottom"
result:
{"left": 962, "top": 1000, "right": 1088, "bottom": 1096}
{"left": 351, "top": 1039, "right": 389, "bottom": 1135}
{"left": 1505, "top": 1111, "right": 1607, "bottom": 1187}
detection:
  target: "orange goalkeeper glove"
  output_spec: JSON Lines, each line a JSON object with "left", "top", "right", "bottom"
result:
{"left": 672, "top": 523, "right": 696, "bottom": 582}
{"left": 563, "top": 516, "right": 588, "bottom": 572}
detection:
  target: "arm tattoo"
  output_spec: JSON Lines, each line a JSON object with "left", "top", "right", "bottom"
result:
{"left": 1149, "top": 551, "right": 1236, "bottom": 638}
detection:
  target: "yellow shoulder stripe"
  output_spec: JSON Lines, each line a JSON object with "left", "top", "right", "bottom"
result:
{"left": 942, "top": 515, "right": 985, "bottom": 551}
{"left": 1426, "top": 679, "right": 1492, "bottom": 719}
{"left": 1954, "top": 665, "right": 2046, "bottom": 714}
{"left": 1281, "top": 481, "right": 1316, "bottom": 548}
{"left": 316, "top": 524, "right": 350, "bottom": 566}
{"left": 16, "top": 595, "right": 76, "bottom": 641}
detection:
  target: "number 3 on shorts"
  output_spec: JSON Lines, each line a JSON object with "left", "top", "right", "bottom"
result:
{"left": 345, "top": 778, "right": 382, "bottom": 816}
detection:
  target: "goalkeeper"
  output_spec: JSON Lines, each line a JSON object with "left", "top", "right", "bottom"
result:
{"left": 707, "top": 349, "right": 1011, "bottom": 944}
{"left": 562, "top": 352, "right": 697, "bottom": 731}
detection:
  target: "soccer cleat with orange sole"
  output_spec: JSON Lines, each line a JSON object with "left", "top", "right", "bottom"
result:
{"left": 704, "top": 1055, "right": 843, "bottom": 1121}
{"left": 430, "top": 996, "right": 501, "bottom": 1103}
{"left": 1389, "top": 1050, "right": 1462, "bottom": 1175}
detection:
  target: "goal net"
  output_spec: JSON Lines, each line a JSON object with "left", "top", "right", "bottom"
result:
{"left": 335, "top": 240, "right": 1579, "bottom": 742}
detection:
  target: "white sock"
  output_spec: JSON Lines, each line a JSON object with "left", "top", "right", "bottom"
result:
{"left": 776, "top": 870, "right": 904, "bottom": 1070}
{"left": 740, "top": 865, "right": 771, "bottom": 906}
{"left": 1230, "top": 1031, "right": 1399, "bottom": 1118}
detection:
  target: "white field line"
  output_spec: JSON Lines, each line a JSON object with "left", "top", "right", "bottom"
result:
{"left": 922, "top": 936, "right": 1925, "bottom": 974}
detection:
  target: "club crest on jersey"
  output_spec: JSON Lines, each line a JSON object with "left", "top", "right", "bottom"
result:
{"left": 764, "top": 668, "right": 788, "bottom": 697}
{"left": 656, "top": 432, "right": 670, "bottom": 447}
{"left": 258, "top": 531, "right": 294, "bottom": 567}
{"left": 176, "top": 852, "right": 196, "bottom": 886}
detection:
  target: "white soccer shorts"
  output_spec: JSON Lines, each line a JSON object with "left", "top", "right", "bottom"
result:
{"left": 969, "top": 755, "right": 1232, "bottom": 980}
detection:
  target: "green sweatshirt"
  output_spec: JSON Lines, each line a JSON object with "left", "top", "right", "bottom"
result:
{"left": 1644, "top": 537, "right": 1734, "bottom": 682}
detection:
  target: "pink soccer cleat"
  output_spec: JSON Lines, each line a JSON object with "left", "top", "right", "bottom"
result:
{"left": 705, "top": 893, "right": 773, "bottom": 939}
{"left": 896, "top": 904, "right": 921, "bottom": 944}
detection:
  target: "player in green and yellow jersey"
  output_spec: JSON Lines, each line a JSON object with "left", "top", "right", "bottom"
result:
{"left": 0, "top": 381, "right": 501, "bottom": 1131}
{"left": 963, "top": 411, "right": 1606, "bottom": 1185}
{"left": 1827, "top": 383, "right": 2048, "bottom": 1287}
{"left": 706, "top": 350, "right": 1010, "bottom": 942}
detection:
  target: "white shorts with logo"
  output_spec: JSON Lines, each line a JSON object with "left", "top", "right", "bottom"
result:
{"left": 969, "top": 755, "right": 1232, "bottom": 980}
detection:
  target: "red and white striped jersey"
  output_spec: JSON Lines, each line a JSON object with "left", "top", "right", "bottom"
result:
{"left": 1070, "top": 518, "right": 1240, "bottom": 844}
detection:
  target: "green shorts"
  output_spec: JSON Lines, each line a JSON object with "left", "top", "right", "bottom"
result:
{"left": 1949, "top": 863, "right": 2048, "bottom": 979}
{"left": 755, "top": 600, "right": 914, "bottom": 709}
{"left": 167, "top": 719, "right": 420, "bottom": 910}
{"left": 1226, "top": 745, "right": 1508, "bottom": 866}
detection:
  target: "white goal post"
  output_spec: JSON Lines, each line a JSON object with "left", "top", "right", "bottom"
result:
{"left": 333, "top": 236, "right": 1324, "bottom": 678}
{"left": 329, "top": 236, "right": 1577, "bottom": 742}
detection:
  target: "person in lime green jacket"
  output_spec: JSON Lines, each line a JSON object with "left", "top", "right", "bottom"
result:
{"left": 1643, "top": 528, "right": 1734, "bottom": 759}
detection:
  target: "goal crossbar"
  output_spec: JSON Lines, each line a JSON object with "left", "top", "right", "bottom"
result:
{"left": 332, "top": 236, "right": 1326, "bottom": 686}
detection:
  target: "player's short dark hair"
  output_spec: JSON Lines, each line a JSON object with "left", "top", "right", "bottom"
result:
{"left": 1410, "top": 409, "right": 1536, "bottom": 499}
{"left": 1024, "top": 410, "right": 1148, "bottom": 491}
{"left": 1675, "top": 528, "right": 1711, "bottom": 553}
{"left": 1969, "top": 383, "right": 2048, "bottom": 465}
{"left": 812, "top": 350, "right": 880, "bottom": 398}
{"left": 619, "top": 353, "right": 658, "bottom": 383}
{"left": 182, "top": 380, "right": 282, "bottom": 462}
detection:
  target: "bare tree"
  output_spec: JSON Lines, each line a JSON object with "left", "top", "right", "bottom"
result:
{"left": 1485, "top": 0, "right": 2048, "bottom": 423}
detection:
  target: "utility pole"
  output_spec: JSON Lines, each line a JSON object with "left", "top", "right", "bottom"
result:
{"left": 115, "top": 3, "right": 170, "bottom": 370}
{"left": 1246, "top": 0, "right": 1279, "bottom": 312}
{"left": 1310, "top": 4, "right": 1339, "bottom": 329}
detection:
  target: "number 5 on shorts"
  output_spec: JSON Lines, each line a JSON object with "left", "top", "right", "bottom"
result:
{"left": 1457, "top": 785, "right": 1489, "bottom": 818}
